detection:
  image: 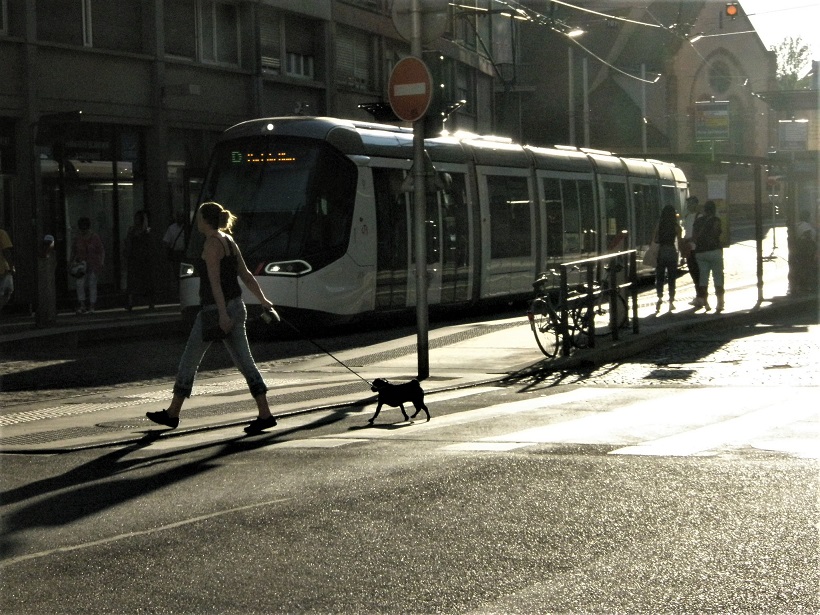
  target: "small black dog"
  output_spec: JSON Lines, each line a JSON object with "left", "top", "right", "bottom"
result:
{"left": 369, "top": 378, "right": 430, "bottom": 424}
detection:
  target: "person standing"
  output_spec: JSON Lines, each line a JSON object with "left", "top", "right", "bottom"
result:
{"left": 162, "top": 212, "right": 186, "bottom": 299}
{"left": 681, "top": 196, "right": 702, "bottom": 303}
{"left": 692, "top": 200, "right": 724, "bottom": 312}
{"left": 146, "top": 201, "right": 280, "bottom": 434}
{"left": 0, "top": 227, "right": 14, "bottom": 313}
{"left": 125, "top": 210, "right": 156, "bottom": 310}
{"left": 69, "top": 217, "right": 105, "bottom": 314}
{"left": 653, "top": 204, "right": 682, "bottom": 311}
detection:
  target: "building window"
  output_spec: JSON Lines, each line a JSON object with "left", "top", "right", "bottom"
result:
{"left": 36, "top": 0, "right": 142, "bottom": 51}
{"left": 337, "top": 28, "right": 372, "bottom": 91}
{"left": 709, "top": 60, "right": 732, "bottom": 94}
{"left": 90, "top": 1, "right": 143, "bottom": 52}
{"left": 259, "top": 7, "right": 281, "bottom": 73}
{"left": 165, "top": 0, "right": 196, "bottom": 58}
{"left": 287, "top": 53, "right": 314, "bottom": 79}
{"left": 1, "top": 0, "right": 8, "bottom": 36}
{"left": 200, "top": 0, "right": 239, "bottom": 65}
{"left": 37, "top": 0, "right": 90, "bottom": 46}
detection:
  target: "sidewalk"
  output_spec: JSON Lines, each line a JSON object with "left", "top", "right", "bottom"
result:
{"left": 1, "top": 235, "right": 815, "bottom": 454}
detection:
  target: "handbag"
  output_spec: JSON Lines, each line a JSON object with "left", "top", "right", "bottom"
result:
{"left": 642, "top": 242, "right": 659, "bottom": 267}
{"left": 201, "top": 308, "right": 229, "bottom": 341}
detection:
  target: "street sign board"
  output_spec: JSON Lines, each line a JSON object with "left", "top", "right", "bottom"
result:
{"left": 695, "top": 100, "right": 730, "bottom": 142}
{"left": 388, "top": 57, "right": 432, "bottom": 123}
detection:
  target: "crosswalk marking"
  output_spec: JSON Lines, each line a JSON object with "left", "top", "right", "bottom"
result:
{"left": 132, "top": 386, "right": 816, "bottom": 460}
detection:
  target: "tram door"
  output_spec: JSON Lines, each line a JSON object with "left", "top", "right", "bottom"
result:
{"left": 477, "top": 168, "right": 535, "bottom": 298}
{"left": 373, "top": 166, "right": 471, "bottom": 310}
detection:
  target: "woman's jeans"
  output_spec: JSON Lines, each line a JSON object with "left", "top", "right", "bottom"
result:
{"left": 76, "top": 270, "right": 98, "bottom": 305}
{"left": 696, "top": 249, "right": 725, "bottom": 293}
{"left": 654, "top": 245, "right": 678, "bottom": 299}
{"left": 173, "top": 298, "right": 268, "bottom": 399}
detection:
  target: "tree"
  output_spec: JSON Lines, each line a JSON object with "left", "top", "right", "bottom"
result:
{"left": 772, "top": 36, "right": 811, "bottom": 90}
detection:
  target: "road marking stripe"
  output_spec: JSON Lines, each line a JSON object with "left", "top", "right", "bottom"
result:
{"left": 0, "top": 497, "right": 292, "bottom": 568}
{"left": 612, "top": 404, "right": 819, "bottom": 457}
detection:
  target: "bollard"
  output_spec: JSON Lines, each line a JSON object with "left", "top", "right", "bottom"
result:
{"left": 36, "top": 234, "right": 57, "bottom": 327}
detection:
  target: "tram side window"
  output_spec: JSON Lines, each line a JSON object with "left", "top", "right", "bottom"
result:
{"left": 301, "top": 148, "right": 357, "bottom": 262}
{"left": 604, "top": 182, "right": 628, "bottom": 250}
{"left": 542, "top": 178, "right": 562, "bottom": 257}
{"left": 633, "top": 183, "right": 659, "bottom": 246}
{"left": 487, "top": 175, "right": 530, "bottom": 258}
{"left": 373, "top": 167, "right": 409, "bottom": 309}
{"left": 579, "top": 180, "right": 595, "bottom": 252}
{"left": 561, "top": 179, "right": 581, "bottom": 254}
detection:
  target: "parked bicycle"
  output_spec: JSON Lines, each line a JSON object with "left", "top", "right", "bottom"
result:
{"left": 528, "top": 264, "right": 629, "bottom": 358}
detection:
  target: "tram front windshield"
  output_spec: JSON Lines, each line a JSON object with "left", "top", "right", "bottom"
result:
{"left": 198, "top": 136, "right": 357, "bottom": 273}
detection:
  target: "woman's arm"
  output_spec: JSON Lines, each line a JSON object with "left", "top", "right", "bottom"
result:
{"left": 234, "top": 245, "right": 273, "bottom": 309}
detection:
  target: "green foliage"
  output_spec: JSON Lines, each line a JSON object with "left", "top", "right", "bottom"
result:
{"left": 772, "top": 36, "right": 811, "bottom": 90}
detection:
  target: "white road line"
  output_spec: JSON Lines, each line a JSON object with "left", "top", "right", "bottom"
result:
{"left": 612, "top": 403, "right": 819, "bottom": 457}
{"left": 266, "top": 388, "right": 605, "bottom": 449}
{"left": 0, "top": 497, "right": 292, "bottom": 568}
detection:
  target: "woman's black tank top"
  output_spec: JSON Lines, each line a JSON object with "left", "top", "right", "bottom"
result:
{"left": 198, "top": 236, "right": 242, "bottom": 306}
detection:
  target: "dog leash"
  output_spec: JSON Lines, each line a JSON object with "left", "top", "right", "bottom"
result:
{"left": 270, "top": 313, "right": 374, "bottom": 388}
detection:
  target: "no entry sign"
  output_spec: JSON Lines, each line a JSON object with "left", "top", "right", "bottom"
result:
{"left": 388, "top": 57, "right": 433, "bottom": 123}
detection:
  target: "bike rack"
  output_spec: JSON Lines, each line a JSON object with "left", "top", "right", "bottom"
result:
{"left": 557, "top": 250, "right": 639, "bottom": 356}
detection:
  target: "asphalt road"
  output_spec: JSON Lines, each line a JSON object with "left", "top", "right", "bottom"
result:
{"left": 1, "top": 304, "right": 817, "bottom": 614}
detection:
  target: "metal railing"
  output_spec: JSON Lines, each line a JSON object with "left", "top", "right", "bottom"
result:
{"left": 550, "top": 250, "right": 639, "bottom": 356}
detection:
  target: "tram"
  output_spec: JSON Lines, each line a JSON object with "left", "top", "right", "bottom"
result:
{"left": 179, "top": 116, "right": 688, "bottom": 323}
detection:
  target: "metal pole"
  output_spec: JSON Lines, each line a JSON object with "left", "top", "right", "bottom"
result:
{"left": 641, "top": 64, "right": 647, "bottom": 154}
{"left": 568, "top": 47, "right": 575, "bottom": 145}
{"left": 411, "top": 0, "right": 429, "bottom": 379}
{"left": 582, "top": 56, "right": 590, "bottom": 147}
{"left": 754, "top": 163, "right": 764, "bottom": 305}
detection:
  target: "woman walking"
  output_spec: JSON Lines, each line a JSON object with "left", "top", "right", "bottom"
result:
{"left": 147, "top": 201, "right": 280, "bottom": 434}
{"left": 653, "top": 204, "right": 682, "bottom": 311}
{"left": 692, "top": 200, "right": 724, "bottom": 312}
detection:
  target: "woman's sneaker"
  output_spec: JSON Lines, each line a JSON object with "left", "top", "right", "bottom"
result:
{"left": 146, "top": 409, "right": 179, "bottom": 429}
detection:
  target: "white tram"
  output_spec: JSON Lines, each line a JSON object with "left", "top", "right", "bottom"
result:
{"left": 179, "top": 116, "right": 688, "bottom": 322}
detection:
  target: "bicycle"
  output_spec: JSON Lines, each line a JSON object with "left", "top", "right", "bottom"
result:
{"left": 527, "top": 265, "right": 628, "bottom": 358}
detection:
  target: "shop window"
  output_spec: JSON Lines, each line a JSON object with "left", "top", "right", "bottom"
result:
{"left": 337, "top": 28, "right": 372, "bottom": 91}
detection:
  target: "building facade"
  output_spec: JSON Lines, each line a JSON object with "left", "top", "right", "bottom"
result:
{"left": 0, "top": 0, "right": 498, "bottom": 311}
{"left": 0, "top": 0, "right": 813, "bottom": 312}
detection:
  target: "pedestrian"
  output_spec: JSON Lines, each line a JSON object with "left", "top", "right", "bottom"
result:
{"left": 162, "top": 212, "right": 186, "bottom": 293}
{"left": 69, "top": 217, "right": 105, "bottom": 314}
{"left": 0, "top": 226, "right": 14, "bottom": 313}
{"left": 146, "top": 201, "right": 280, "bottom": 434}
{"left": 681, "top": 195, "right": 702, "bottom": 303}
{"left": 125, "top": 210, "right": 156, "bottom": 310}
{"left": 794, "top": 209, "right": 818, "bottom": 293}
{"left": 653, "top": 204, "right": 682, "bottom": 311}
{"left": 692, "top": 200, "right": 724, "bottom": 312}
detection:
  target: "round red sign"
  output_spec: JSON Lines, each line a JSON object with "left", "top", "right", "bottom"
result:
{"left": 388, "top": 57, "right": 433, "bottom": 123}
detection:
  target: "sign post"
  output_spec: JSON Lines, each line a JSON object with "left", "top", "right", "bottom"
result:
{"left": 387, "top": 0, "right": 432, "bottom": 380}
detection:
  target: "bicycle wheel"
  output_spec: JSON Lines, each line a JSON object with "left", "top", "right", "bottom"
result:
{"left": 570, "top": 291, "right": 629, "bottom": 347}
{"left": 528, "top": 298, "right": 560, "bottom": 358}
{"left": 591, "top": 291, "right": 628, "bottom": 336}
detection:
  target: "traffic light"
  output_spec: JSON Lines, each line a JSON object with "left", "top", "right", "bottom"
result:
{"left": 725, "top": 2, "right": 739, "bottom": 19}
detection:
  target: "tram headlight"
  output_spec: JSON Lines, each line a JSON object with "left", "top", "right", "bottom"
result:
{"left": 263, "top": 260, "right": 312, "bottom": 276}
{"left": 179, "top": 262, "right": 196, "bottom": 278}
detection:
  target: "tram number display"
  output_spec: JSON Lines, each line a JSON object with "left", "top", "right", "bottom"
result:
{"left": 231, "top": 151, "right": 298, "bottom": 164}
